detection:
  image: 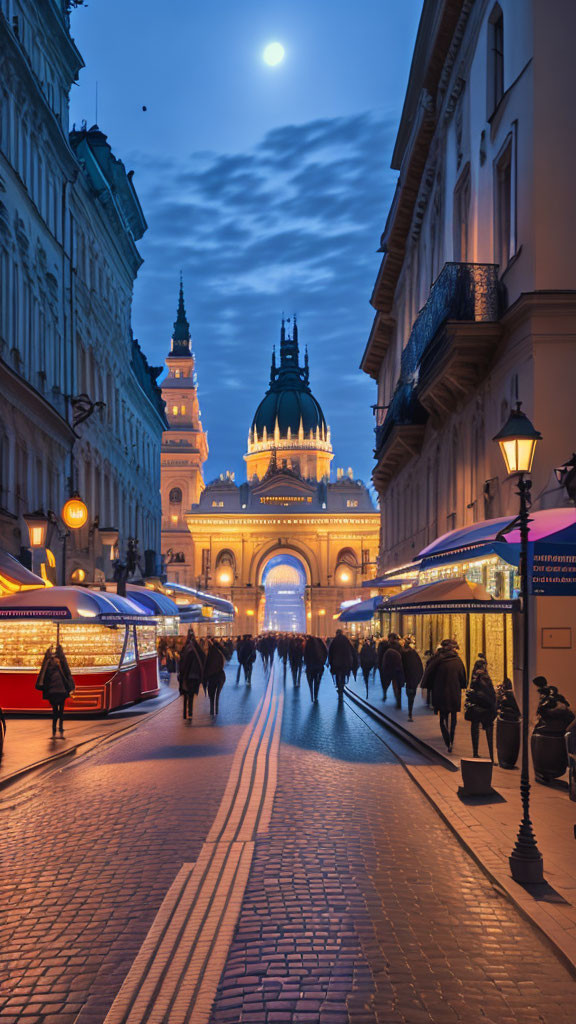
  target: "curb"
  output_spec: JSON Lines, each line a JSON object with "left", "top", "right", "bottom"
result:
{"left": 344, "top": 686, "right": 458, "bottom": 771}
{"left": 0, "top": 692, "right": 179, "bottom": 796}
{"left": 344, "top": 688, "right": 576, "bottom": 979}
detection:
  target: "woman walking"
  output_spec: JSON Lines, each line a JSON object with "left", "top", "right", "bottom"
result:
{"left": 36, "top": 645, "right": 75, "bottom": 737}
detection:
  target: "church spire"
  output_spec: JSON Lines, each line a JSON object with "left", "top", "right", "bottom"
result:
{"left": 171, "top": 274, "right": 191, "bottom": 354}
{"left": 280, "top": 314, "right": 299, "bottom": 369}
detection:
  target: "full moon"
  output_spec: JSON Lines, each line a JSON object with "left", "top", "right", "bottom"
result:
{"left": 263, "top": 42, "right": 285, "bottom": 66}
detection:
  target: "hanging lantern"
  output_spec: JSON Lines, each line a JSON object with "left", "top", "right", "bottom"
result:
{"left": 62, "top": 494, "right": 88, "bottom": 530}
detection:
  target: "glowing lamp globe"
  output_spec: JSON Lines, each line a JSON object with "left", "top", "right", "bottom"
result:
{"left": 62, "top": 495, "right": 88, "bottom": 530}
{"left": 70, "top": 568, "right": 86, "bottom": 583}
{"left": 493, "top": 403, "right": 542, "bottom": 475}
{"left": 218, "top": 570, "right": 233, "bottom": 585}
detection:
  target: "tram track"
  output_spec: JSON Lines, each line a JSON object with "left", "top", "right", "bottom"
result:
{"left": 101, "top": 665, "right": 284, "bottom": 1024}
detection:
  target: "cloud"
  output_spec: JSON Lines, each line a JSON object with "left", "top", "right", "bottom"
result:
{"left": 130, "top": 110, "right": 397, "bottom": 483}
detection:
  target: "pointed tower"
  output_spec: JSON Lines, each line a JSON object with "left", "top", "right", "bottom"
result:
{"left": 160, "top": 279, "right": 209, "bottom": 582}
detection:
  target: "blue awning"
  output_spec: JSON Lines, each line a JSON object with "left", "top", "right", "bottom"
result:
{"left": 339, "top": 596, "right": 383, "bottom": 622}
{"left": 126, "top": 585, "right": 181, "bottom": 617}
{"left": 419, "top": 540, "right": 520, "bottom": 571}
{"left": 164, "top": 581, "right": 234, "bottom": 616}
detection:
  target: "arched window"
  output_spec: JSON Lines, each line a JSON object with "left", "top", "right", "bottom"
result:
{"left": 169, "top": 486, "right": 183, "bottom": 504}
{"left": 215, "top": 549, "right": 236, "bottom": 586}
{"left": 487, "top": 4, "right": 504, "bottom": 116}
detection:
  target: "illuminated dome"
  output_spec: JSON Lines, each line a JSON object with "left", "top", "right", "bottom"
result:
{"left": 249, "top": 318, "right": 329, "bottom": 443}
{"left": 245, "top": 319, "right": 334, "bottom": 483}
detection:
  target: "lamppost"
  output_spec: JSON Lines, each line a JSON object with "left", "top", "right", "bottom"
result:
{"left": 23, "top": 510, "right": 50, "bottom": 577}
{"left": 493, "top": 401, "right": 544, "bottom": 885}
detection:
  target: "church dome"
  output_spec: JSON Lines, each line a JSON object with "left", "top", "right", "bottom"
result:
{"left": 252, "top": 388, "right": 326, "bottom": 437}
{"left": 250, "top": 319, "right": 328, "bottom": 440}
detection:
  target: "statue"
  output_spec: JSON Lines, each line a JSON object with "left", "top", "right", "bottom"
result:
{"left": 495, "top": 677, "right": 521, "bottom": 769}
{"left": 531, "top": 676, "right": 575, "bottom": 783}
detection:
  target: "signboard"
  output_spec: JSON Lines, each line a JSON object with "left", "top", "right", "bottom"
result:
{"left": 529, "top": 544, "right": 576, "bottom": 596}
{"left": 0, "top": 608, "right": 71, "bottom": 619}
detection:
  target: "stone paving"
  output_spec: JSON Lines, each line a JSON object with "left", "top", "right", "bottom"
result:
{"left": 209, "top": 673, "right": 576, "bottom": 1024}
{"left": 0, "top": 670, "right": 258, "bottom": 1024}
{"left": 1, "top": 660, "right": 575, "bottom": 1024}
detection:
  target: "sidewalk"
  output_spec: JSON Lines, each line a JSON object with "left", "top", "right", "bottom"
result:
{"left": 0, "top": 683, "right": 179, "bottom": 790}
{"left": 348, "top": 675, "right": 576, "bottom": 975}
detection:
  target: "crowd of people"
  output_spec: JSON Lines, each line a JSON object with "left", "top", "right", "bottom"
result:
{"left": 158, "top": 629, "right": 485, "bottom": 749}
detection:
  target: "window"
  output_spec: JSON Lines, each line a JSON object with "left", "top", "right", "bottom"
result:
{"left": 169, "top": 486, "right": 183, "bottom": 504}
{"left": 212, "top": 500, "right": 224, "bottom": 507}
{"left": 488, "top": 5, "right": 504, "bottom": 116}
{"left": 453, "top": 164, "right": 471, "bottom": 262}
{"left": 181, "top": 405, "right": 186, "bottom": 416}
{"left": 172, "top": 405, "right": 178, "bottom": 416}
{"left": 495, "top": 140, "right": 514, "bottom": 269}
{"left": 346, "top": 499, "right": 358, "bottom": 508}
{"left": 174, "top": 369, "right": 181, "bottom": 379}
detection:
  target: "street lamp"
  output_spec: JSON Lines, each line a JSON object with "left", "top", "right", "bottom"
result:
{"left": 493, "top": 401, "right": 544, "bottom": 884}
{"left": 23, "top": 510, "right": 49, "bottom": 550}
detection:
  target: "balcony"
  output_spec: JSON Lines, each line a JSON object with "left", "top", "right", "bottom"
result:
{"left": 372, "top": 263, "right": 501, "bottom": 491}
{"left": 415, "top": 263, "right": 502, "bottom": 420}
{"left": 373, "top": 382, "right": 427, "bottom": 492}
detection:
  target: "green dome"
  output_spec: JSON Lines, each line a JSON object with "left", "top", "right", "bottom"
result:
{"left": 251, "top": 319, "right": 327, "bottom": 438}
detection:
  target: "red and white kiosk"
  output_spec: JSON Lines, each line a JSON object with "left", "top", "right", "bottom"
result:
{"left": 0, "top": 587, "right": 163, "bottom": 714}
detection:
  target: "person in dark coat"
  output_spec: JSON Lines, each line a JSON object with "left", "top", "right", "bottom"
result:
{"left": 421, "top": 648, "right": 436, "bottom": 707}
{"left": 277, "top": 634, "right": 289, "bottom": 680}
{"left": 360, "top": 639, "right": 377, "bottom": 696}
{"left": 37, "top": 645, "right": 75, "bottom": 736}
{"left": 401, "top": 636, "right": 424, "bottom": 721}
{"left": 289, "top": 635, "right": 304, "bottom": 687}
{"left": 178, "top": 631, "right": 204, "bottom": 720}
{"left": 237, "top": 635, "right": 257, "bottom": 686}
{"left": 304, "top": 635, "right": 328, "bottom": 702}
{"left": 328, "top": 630, "right": 355, "bottom": 701}
{"left": 421, "top": 639, "right": 467, "bottom": 751}
{"left": 204, "top": 638, "right": 226, "bottom": 716}
{"left": 464, "top": 654, "right": 497, "bottom": 760}
{"left": 379, "top": 633, "right": 405, "bottom": 708}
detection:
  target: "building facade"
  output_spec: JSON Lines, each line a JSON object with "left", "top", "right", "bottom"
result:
{"left": 0, "top": 1, "right": 166, "bottom": 582}
{"left": 166, "top": 318, "right": 380, "bottom": 635}
{"left": 362, "top": 0, "right": 576, "bottom": 695}
{"left": 160, "top": 282, "right": 208, "bottom": 575}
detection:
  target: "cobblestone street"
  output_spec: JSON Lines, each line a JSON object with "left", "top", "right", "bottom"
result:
{"left": 2, "top": 660, "right": 575, "bottom": 1023}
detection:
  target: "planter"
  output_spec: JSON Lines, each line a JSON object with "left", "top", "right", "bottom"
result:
{"left": 531, "top": 730, "right": 568, "bottom": 783}
{"left": 496, "top": 717, "right": 520, "bottom": 769}
{"left": 459, "top": 757, "right": 493, "bottom": 796}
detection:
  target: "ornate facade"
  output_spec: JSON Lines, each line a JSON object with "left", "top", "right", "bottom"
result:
{"left": 161, "top": 315, "right": 380, "bottom": 634}
{"left": 362, "top": 0, "right": 576, "bottom": 696}
{"left": 0, "top": 1, "right": 166, "bottom": 581}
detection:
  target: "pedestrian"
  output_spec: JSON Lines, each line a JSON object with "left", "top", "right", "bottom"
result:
{"left": 204, "top": 637, "right": 226, "bottom": 716}
{"left": 360, "top": 638, "right": 377, "bottom": 697}
{"left": 421, "top": 638, "right": 467, "bottom": 752}
{"left": 421, "top": 648, "right": 436, "bottom": 707}
{"left": 401, "top": 636, "right": 424, "bottom": 721}
{"left": 328, "top": 629, "right": 355, "bottom": 702}
{"left": 36, "top": 644, "right": 75, "bottom": 737}
{"left": 237, "top": 634, "right": 256, "bottom": 685}
{"left": 304, "top": 634, "right": 327, "bottom": 702}
{"left": 289, "top": 634, "right": 304, "bottom": 687}
{"left": 165, "top": 642, "right": 179, "bottom": 688}
{"left": 178, "top": 630, "right": 204, "bottom": 721}
{"left": 464, "top": 654, "right": 497, "bottom": 760}
{"left": 379, "top": 633, "right": 405, "bottom": 708}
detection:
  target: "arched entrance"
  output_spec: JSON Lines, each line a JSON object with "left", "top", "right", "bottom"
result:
{"left": 261, "top": 554, "right": 307, "bottom": 633}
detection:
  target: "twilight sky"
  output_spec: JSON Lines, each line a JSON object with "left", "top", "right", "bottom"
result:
{"left": 69, "top": 0, "right": 422, "bottom": 486}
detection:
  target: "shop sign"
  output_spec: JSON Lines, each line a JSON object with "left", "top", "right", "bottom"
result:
{"left": 529, "top": 543, "right": 576, "bottom": 596}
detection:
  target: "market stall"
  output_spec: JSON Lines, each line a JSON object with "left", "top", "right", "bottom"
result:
{"left": 126, "top": 585, "right": 181, "bottom": 637}
{"left": 0, "top": 587, "right": 160, "bottom": 714}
